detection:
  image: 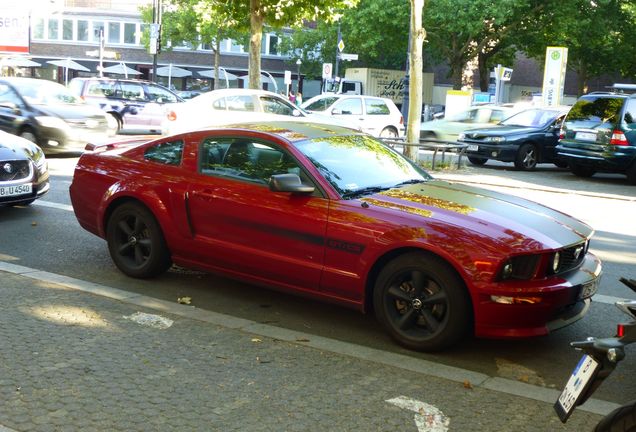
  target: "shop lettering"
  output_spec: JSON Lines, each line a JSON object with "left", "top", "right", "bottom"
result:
{"left": 0, "top": 18, "right": 22, "bottom": 28}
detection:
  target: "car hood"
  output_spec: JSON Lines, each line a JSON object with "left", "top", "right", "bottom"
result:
{"left": 462, "top": 125, "right": 540, "bottom": 138}
{"left": 0, "top": 131, "right": 37, "bottom": 160}
{"left": 361, "top": 180, "right": 592, "bottom": 251}
{"left": 34, "top": 103, "right": 106, "bottom": 120}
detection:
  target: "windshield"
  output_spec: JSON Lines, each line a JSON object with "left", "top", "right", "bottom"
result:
{"left": 303, "top": 96, "right": 339, "bottom": 112}
{"left": 14, "top": 80, "right": 82, "bottom": 105}
{"left": 295, "top": 134, "right": 431, "bottom": 198}
{"left": 501, "top": 109, "right": 559, "bottom": 128}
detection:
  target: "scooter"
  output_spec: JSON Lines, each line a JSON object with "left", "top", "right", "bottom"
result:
{"left": 555, "top": 277, "right": 636, "bottom": 431}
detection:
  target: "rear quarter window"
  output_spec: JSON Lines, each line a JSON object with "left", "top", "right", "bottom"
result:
{"left": 144, "top": 140, "right": 184, "bottom": 165}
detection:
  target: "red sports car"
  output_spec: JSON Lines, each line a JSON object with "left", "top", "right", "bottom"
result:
{"left": 70, "top": 121, "right": 602, "bottom": 351}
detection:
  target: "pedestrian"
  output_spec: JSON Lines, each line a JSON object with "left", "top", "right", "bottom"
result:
{"left": 296, "top": 92, "right": 303, "bottom": 106}
{"left": 289, "top": 89, "right": 296, "bottom": 104}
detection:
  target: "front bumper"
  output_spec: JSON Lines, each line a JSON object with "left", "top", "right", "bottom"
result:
{"left": 463, "top": 142, "right": 518, "bottom": 162}
{"left": 38, "top": 125, "right": 108, "bottom": 154}
{"left": 473, "top": 252, "right": 602, "bottom": 339}
{"left": 0, "top": 162, "right": 50, "bottom": 205}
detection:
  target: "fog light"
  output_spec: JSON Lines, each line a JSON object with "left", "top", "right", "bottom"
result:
{"left": 491, "top": 151, "right": 498, "bottom": 157}
{"left": 491, "top": 295, "right": 542, "bottom": 304}
{"left": 552, "top": 252, "right": 561, "bottom": 272}
{"left": 501, "top": 262, "right": 513, "bottom": 279}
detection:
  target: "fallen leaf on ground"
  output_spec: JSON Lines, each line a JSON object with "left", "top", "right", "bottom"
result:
{"left": 463, "top": 380, "right": 473, "bottom": 389}
{"left": 177, "top": 296, "right": 192, "bottom": 304}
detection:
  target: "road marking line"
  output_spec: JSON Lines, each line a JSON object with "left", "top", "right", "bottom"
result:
{"left": 386, "top": 396, "right": 449, "bottom": 432}
{"left": 34, "top": 200, "right": 73, "bottom": 212}
{"left": 0, "top": 262, "right": 624, "bottom": 418}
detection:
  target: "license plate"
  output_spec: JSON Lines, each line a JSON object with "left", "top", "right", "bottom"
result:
{"left": 467, "top": 144, "right": 479, "bottom": 151}
{"left": 554, "top": 354, "right": 600, "bottom": 422}
{"left": 0, "top": 183, "right": 32, "bottom": 197}
{"left": 575, "top": 131, "right": 597, "bottom": 142}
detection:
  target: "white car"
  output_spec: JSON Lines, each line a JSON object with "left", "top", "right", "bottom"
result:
{"left": 301, "top": 94, "right": 404, "bottom": 137}
{"left": 161, "top": 88, "right": 357, "bottom": 135}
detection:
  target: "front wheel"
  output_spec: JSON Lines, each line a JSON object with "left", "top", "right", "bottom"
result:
{"left": 19, "top": 127, "right": 39, "bottom": 145}
{"left": 595, "top": 400, "right": 636, "bottom": 432}
{"left": 514, "top": 143, "right": 538, "bottom": 170}
{"left": 570, "top": 163, "right": 596, "bottom": 178}
{"left": 373, "top": 252, "right": 472, "bottom": 351}
{"left": 106, "top": 202, "right": 172, "bottom": 278}
{"left": 468, "top": 156, "right": 487, "bottom": 166}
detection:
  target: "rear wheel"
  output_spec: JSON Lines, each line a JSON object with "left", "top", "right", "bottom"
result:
{"left": 626, "top": 162, "right": 636, "bottom": 185}
{"left": 514, "top": 143, "right": 538, "bottom": 170}
{"left": 380, "top": 127, "right": 398, "bottom": 138}
{"left": 468, "top": 156, "right": 487, "bottom": 166}
{"left": 373, "top": 252, "right": 472, "bottom": 351}
{"left": 106, "top": 202, "right": 172, "bottom": 278}
{"left": 106, "top": 113, "right": 121, "bottom": 136}
{"left": 570, "top": 163, "right": 596, "bottom": 178}
{"left": 595, "top": 400, "right": 636, "bottom": 432}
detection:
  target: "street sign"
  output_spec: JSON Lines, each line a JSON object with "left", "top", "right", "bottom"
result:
{"left": 86, "top": 50, "right": 120, "bottom": 59}
{"left": 340, "top": 53, "right": 358, "bottom": 61}
{"left": 284, "top": 70, "right": 292, "bottom": 85}
{"left": 337, "top": 39, "right": 345, "bottom": 53}
{"left": 499, "top": 67, "right": 513, "bottom": 81}
{"left": 322, "top": 63, "right": 332, "bottom": 79}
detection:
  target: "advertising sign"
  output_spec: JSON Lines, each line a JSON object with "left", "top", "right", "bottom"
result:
{"left": 0, "top": 11, "right": 30, "bottom": 54}
{"left": 542, "top": 47, "right": 568, "bottom": 107}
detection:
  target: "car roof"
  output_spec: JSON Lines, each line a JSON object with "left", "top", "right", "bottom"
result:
{"left": 196, "top": 88, "right": 283, "bottom": 97}
{"left": 72, "top": 77, "right": 155, "bottom": 85}
{"left": 194, "top": 120, "right": 364, "bottom": 143}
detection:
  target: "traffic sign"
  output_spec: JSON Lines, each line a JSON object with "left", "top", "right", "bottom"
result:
{"left": 322, "top": 63, "right": 332, "bottom": 79}
{"left": 337, "top": 39, "right": 345, "bottom": 53}
{"left": 340, "top": 53, "right": 358, "bottom": 61}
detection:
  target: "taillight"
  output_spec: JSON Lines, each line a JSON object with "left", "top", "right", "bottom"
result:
{"left": 559, "top": 127, "right": 565, "bottom": 140}
{"left": 400, "top": 116, "right": 404, "bottom": 125}
{"left": 167, "top": 111, "right": 177, "bottom": 122}
{"left": 617, "top": 323, "right": 625, "bottom": 337}
{"left": 610, "top": 130, "right": 628, "bottom": 145}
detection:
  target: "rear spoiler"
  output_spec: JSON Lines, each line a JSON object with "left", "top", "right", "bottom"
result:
{"left": 85, "top": 135, "right": 158, "bottom": 152}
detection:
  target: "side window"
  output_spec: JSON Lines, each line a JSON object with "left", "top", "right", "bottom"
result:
{"left": 212, "top": 97, "right": 226, "bottom": 110}
{"left": 0, "top": 84, "right": 22, "bottom": 106}
{"left": 146, "top": 85, "right": 178, "bottom": 103}
{"left": 201, "top": 139, "right": 300, "bottom": 184}
{"left": 87, "top": 81, "right": 116, "bottom": 97}
{"left": 118, "top": 83, "right": 145, "bottom": 101}
{"left": 624, "top": 99, "right": 636, "bottom": 130}
{"left": 365, "top": 98, "right": 390, "bottom": 115}
{"left": 144, "top": 140, "right": 184, "bottom": 165}
{"left": 333, "top": 98, "right": 362, "bottom": 115}
{"left": 226, "top": 95, "right": 255, "bottom": 112}
{"left": 490, "top": 110, "right": 506, "bottom": 123}
{"left": 261, "top": 96, "right": 295, "bottom": 115}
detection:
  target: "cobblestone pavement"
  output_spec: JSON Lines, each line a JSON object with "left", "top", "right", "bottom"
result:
{"left": 0, "top": 269, "right": 606, "bottom": 432}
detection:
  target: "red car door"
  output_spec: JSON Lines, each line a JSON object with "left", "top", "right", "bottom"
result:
{"left": 186, "top": 136, "right": 329, "bottom": 291}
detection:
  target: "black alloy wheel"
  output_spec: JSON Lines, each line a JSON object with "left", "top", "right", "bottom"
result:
{"left": 374, "top": 252, "right": 471, "bottom": 351}
{"left": 514, "top": 143, "right": 538, "bottom": 170}
{"left": 106, "top": 202, "right": 172, "bottom": 278}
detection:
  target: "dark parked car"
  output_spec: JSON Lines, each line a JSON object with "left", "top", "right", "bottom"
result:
{"left": 0, "top": 130, "right": 49, "bottom": 206}
{"left": 0, "top": 77, "right": 110, "bottom": 154}
{"left": 70, "top": 121, "right": 601, "bottom": 352}
{"left": 69, "top": 77, "right": 184, "bottom": 134}
{"left": 459, "top": 107, "right": 569, "bottom": 170}
{"left": 556, "top": 85, "right": 636, "bottom": 184}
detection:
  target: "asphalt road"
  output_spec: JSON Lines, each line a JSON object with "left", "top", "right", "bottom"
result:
{"left": 1, "top": 155, "right": 635, "bottom": 412}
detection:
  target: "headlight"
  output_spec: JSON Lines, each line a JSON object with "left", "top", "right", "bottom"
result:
{"left": 35, "top": 116, "right": 69, "bottom": 129}
{"left": 498, "top": 255, "right": 541, "bottom": 280}
{"left": 484, "top": 136, "right": 506, "bottom": 143}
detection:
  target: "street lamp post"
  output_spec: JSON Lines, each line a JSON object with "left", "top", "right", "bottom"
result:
{"left": 296, "top": 58, "right": 302, "bottom": 93}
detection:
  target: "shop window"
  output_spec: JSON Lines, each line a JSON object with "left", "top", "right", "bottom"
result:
{"left": 32, "top": 18, "right": 44, "bottom": 40}
{"left": 62, "top": 19, "right": 73, "bottom": 41}
{"left": 92, "top": 21, "right": 105, "bottom": 43}
{"left": 108, "top": 22, "right": 121, "bottom": 44}
{"left": 123, "top": 23, "right": 136, "bottom": 44}
{"left": 78, "top": 20, "right": 89, "bottom": 42}
{"left": 48, "top": 18, "right": 59, "bottom": 40}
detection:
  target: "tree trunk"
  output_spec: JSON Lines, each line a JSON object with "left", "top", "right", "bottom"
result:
{"left": 214, "top": 31, "right": 221, "bottom": 90}
{"left": 404, "top": 0, "right": 425, "bottom": 161}
{"left": 478, "top": 52, "right": 489, "bottom": 92}
{"left": 249, "top": 0, "right": 263, "bottom": 90}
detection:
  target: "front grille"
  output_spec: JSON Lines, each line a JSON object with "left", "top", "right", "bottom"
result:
{"left": 555, "top": 241, "right": 588, "bottom": 274}
{"left": 0, "top": 160, "right": 31, "bottom": 182}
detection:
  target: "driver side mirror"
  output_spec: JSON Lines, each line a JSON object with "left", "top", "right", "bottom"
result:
{"left": 269, "top": 173, "right": 314, "bottom": 194}
{"left": 331, "top": 108, "right": 343, "bottom": 115}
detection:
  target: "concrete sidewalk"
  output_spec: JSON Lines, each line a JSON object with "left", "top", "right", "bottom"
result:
{"left": 0, "top": 265, "right": 609, "bottom": 431}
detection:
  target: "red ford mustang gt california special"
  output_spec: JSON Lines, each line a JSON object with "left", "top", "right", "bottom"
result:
{"left": 69, "top": 121, "right": 602, "bottom": 351}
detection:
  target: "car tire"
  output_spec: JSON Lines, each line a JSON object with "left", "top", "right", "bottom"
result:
{"left": 420, "top": 132, "right": 436, "bottom": 142}
{"left": 626, "top": 162, "right": 636, "bottom": 185}
{"left": 514, "top": 143, "right": 538, "bottom": 170}
{"left": 106, "top": 202, "right": 172, "bottom": 278}
{"left": 106, "top": 113, "right": 122, "bottom": 135}
{"left": 373, "top": 251, "right": 472, "bottom": 352}
{"left": 468, "top": 156, "right": 487, "bottom": 166}
{"left": 570, "top": 163, "right": 596, "bottom": 178}
{"left": 380, "top": 127, "right": 398, "bottom": 138}
{"left": 594, "top": 400, "right": 636, "bottom": 432}
{"left": 19, "top": 128, "right": 39, "bottom": 145}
